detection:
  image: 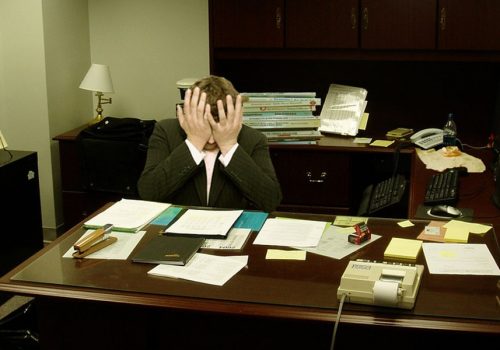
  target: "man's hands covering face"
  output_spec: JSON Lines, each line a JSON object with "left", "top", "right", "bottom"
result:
{"left": 208, "top": 94, "right": 243, "bottom": 154}
{"left": 177, "top": 87, "right": 243, "bottom": 154}
{"left": 177, "top": 87, "right": 212, "bottom": 151}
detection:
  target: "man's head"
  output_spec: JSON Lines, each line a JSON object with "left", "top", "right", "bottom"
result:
{"left": 190, "top": 76, "right": 239, "bottom": 122}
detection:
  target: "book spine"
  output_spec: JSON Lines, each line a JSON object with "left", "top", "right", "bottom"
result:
{"left": 243, "top": 105, "right": 316, "bottom": 112}
{"left": 243, "top": 111, "right": 314, "bottom": 117}
{"left": 244, "top": 119, "right": 320, "bottom": 129}
{"left": 244, "top": 98, "right": 321, "bottom": 106}
{"left": 242, "top": 92, "right": 316, "bottom": 98}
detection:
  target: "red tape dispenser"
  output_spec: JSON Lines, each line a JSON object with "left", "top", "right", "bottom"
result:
{"left": 73, "top": 223, "right": 116, "bottom": 258}
{"left": 348, "top": 223, "right": 371, "bottom": 245}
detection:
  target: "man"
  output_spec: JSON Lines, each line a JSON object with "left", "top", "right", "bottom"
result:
{"left": 138, "top": 76, "right": 282, "bottom": 213}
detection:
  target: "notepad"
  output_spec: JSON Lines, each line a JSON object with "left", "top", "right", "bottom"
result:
{"left": 384, "top": 237, "right": 423, "bottom": 260}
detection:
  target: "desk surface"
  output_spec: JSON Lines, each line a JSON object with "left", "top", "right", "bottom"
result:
{"left": 1, "top": 210, "right": 499, "bottom": 334}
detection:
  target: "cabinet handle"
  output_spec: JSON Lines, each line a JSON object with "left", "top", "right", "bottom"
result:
{"left": 440, "top": 7, "right": 446, "bottom": 31}
{"left": 276, "top": 6, "right": 282, "bottom": 29}
{"left": 350, "top": 7, "right": 357, "bottom": 30}
{"left": 306, "top": 171, "right": 327, "bottom": 183}
{"left": 362, "top": 7, "right": 368, "bottom": 31}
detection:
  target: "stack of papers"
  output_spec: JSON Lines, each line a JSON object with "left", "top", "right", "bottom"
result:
{"left": 319, "top": 83, "right": 368, "bottom": 136}
{"left": 148, "top": 253, "right": 248, "bottom": 286}
{"left": 84, "top": 199, "right": 170, "bottom": 232}
{"left": 165, "top": 209, "right": 243, "bottom": 238}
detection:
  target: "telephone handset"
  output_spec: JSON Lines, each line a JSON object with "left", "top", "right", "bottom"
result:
{"left": 410, "top": 128, "right": 443, "bottom": 149}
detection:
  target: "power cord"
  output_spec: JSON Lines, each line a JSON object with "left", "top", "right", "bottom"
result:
{"left": 329, "top": 293, "right": 347, "bottom": 350}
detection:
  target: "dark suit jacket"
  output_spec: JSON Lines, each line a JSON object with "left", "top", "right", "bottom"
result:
{"left": 137, "top": 118, "right": 282, "bottom": 212}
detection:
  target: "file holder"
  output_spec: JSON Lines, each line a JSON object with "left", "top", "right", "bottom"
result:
{"left": 73, "top": 224, "right": 116, "bottom": 259}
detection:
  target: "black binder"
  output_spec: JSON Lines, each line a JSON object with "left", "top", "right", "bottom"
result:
{"left": 132, "top": 235, "right": 205, "bottom": 266}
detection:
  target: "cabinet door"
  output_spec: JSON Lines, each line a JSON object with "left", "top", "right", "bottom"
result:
{"left": 361, "top": 0, "right": 436, "bottom": 49}
{"left": 270, "top": 149, "right": 351, "bottom": 213}
{"left": 211, "top": 0, "right": 284, "bottom": 48}
{"left": 438, "top": 0, "right": 500, "bottom": 50}
{"left": 286, "top": 0, "right": 358, "bottom": 48}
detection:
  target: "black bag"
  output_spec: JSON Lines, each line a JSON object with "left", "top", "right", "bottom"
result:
{"left": 77, "top": 117, "right": 156, "bottom": 196}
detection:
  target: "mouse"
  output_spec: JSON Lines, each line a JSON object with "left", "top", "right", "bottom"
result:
{"left": 428, "top": 204, "right": 462, "bottom": 218}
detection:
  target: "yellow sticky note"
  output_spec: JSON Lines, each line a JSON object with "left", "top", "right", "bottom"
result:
{"left": 333, "top": 216, "right": 367, "bottom": 226}
{"left": 444, "top": 227, "right": 469, "bottom": 243}
{"left": 384, "top": 237, "right": 422, "bottom": 260}
{"left": 358, "top": 112, "right": 369, "bottom": 130}
{"left": 398, "top": 220, "right": 414, "bottom": 228}
{"left": 370, "top": 140, "right": 394, "bottom": 147}
{"left": 266, "top": 249, "right": 306, "bottom": 260}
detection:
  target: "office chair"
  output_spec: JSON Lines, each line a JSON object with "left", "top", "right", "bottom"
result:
{"left": 0, "top": 296, "right": 39, "bottom": 350}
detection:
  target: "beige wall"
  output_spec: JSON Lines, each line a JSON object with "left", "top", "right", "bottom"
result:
{"left": 0, "top": 0, "right": 53, "bottom": 226}
{"left": 0, "top": 0, "right": 210, "bottom": 232}
{"left": 88, "top": 0, "right": 210, "bottom": 120}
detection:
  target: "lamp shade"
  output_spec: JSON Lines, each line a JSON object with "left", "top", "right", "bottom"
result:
{"left": 79, "top": 64, "right": 114, "bottom": 93}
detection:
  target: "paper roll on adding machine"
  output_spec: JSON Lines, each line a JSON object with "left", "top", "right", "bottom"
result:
{"left": 337, "top": 259, "right": 424, "bottom": 309}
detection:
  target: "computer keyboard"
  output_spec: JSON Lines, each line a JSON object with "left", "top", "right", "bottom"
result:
{"left": 357, "top": 174, "right": 407, "bottom": 215}
{"left": 424, "top": 168, "right": 460, "bottom": 206}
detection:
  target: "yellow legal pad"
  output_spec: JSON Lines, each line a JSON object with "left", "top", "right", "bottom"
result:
{"left": 384, "top": 237, "right": 423, "bottom": 260}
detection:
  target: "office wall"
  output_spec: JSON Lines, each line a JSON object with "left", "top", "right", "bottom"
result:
{"left": 0, "top": 0, "right": 53, "bottom": 226}
{"left": 88, "top": 0, "right": 210, "bottom": 120}
{"left": 43, "top": 0, "right": 94, "bottom": 228}
{"left": 0, "top": 0, "right": 210, "bottom": 233}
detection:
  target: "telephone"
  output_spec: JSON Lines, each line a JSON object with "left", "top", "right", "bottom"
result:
{"left": 410, "top": 128, "right": 443, "bottom": 149}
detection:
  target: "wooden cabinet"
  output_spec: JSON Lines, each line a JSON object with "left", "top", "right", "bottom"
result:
{"left": 360, "top": 0, "right": 436, "bottom": 49}
{"left": 211, "top": 0, "right": 284, "bottom": 48}
{"left": 269, "top": 137, "right": 413, "bottom": 216}
{"left": 211, "top": 0, "right": 500, "bottom": 53}
{"left": 438, "top": 0, "right": 500, "bottom": 50}
{"left": 285, "top": 0, "right": 358, "bottom": 49}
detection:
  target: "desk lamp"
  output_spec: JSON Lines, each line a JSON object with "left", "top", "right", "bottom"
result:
{"left": 79, "top": 63, "right": 114, "bottom": 124}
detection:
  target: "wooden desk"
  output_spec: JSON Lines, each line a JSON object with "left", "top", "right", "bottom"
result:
{"left": 0, "top": 210, "right": 498, "bottom": 349}
{"left": 54, "top": 126, "right": 414, "bottom": 230}
{"left": 409, "top": 148, "right": 500, "bottom": 230}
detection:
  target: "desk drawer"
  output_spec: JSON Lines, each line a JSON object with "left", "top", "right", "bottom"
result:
{"left": 271, "top": 149, "right": 351, "bottom": 209}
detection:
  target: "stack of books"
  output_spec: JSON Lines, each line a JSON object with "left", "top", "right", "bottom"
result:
{"left": 241, "top": 92, "right": 323, "bottom": 143}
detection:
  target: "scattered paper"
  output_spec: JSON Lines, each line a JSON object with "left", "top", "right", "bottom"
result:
{"left": 297, "top": 225, "right": 381, "bottom": 260}
{"left": 253, "top": 218, "right": 328, "bottom": 247}
{"left": 422, "top": 243, "right": 500, "bottom": 275}
{"left": 416, "top": 148, "right": 486, "bottom": 173}
{"left": 202, "top": 228, "right": 251, "bottom": 250}
{"left": 148, "top": 253, "right": 248, "bottom": 286}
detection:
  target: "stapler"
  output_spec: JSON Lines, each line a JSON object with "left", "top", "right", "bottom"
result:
{"left": 73, "top": 223, "right": 117, "bottom": 258}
